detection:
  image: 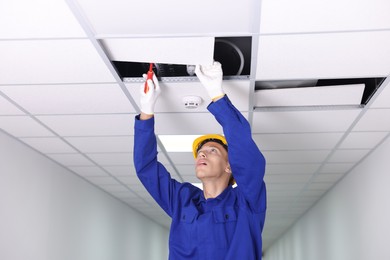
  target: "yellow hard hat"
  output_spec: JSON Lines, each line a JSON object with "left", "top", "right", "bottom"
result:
{"left": 192, "top": 134, "right": 228, "bottom": 158}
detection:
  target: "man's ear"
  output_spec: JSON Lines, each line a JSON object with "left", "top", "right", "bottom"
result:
{"left": 225, "top": 164, "right": 231, "bottom": 173}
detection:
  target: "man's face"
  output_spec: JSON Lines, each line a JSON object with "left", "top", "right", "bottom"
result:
{"left": 195, "top": 141, "right": 230, "bottom": 181}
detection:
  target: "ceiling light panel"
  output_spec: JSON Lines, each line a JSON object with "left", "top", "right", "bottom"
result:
{"left": 76, "top": 0, "right": 255, "bottom": 35}
{"left": 254, "top": 84, "right": 364, "bottom": 107}
{"left": 0, "top": 0, "right": 86, "bottom": 39}
{"left": 159, "top": 135, "right": 201, "bottom": 152}
{"left": 256, "top": 31, "right": 390, "bottom": 80}
{"left": 0, "top": 116, "right": 54, "bottom": 137}
{"left": 102, "top": 37, "right": 214, "bottom": 65}
{"left": 252, "top": 110, "right": 361, "bottom": 133}
{"left": 36, "top": 114, "right": 135, "bottom": 136}
{"left": 153, "top": 113, "right": 245, "bottom": 135}
{"left": 0, "top": 40, "right": 115, "bottom": 85}
{"left": 126, "top": 80, "right": 251, "bottom": 113}
{"left": 0, "top": 84, "right": 135, "bottom": 115}
{"left": 253, "top": 133, "right": 344, "bottom": 150}
{"left": 260, "top": 0, "right": 390, "bottom": 34}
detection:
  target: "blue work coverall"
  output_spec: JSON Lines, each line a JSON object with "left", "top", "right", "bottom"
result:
{"left": 134, "top": 95, "right": 266, "bottom": 260}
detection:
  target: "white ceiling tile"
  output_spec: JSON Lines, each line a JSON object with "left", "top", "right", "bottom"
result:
{"left": 103, "top": 166, "right": 136, "bottom": 177}
{"left": 328, "top": 149, "right": 370, "bottom": 163}
{"left": 116, "top": 192, "right": 141, "bottom": 201}
{"left": 253, "top": 133, "right": 343, "bottom": 150}
{"left": 36, "top": 114, "right": 134, "bottom": 136}
{"left": 181, "top": 175, "right": 200, "bottom": 183}
{"left": 0, "top": 84, "right": 135, "bottom": 114}
{"left": 255, "top": 84, "right": 364, "bottom": 107}
{"left": 315, "top": 173, "right": 344, "bottom": 183}
{"left": 252, "top": 110, "right": 361, "bottom": 133}
{"left": 266, "top": 163, "right": 320, "bottom": 175}
{"left": 47, "top": 153, "right": 94, "bottom": 166}
{"left": 339, "top": 132, "right": 388, "bottom": 149}
{"left": 263, "top": 150, "right": 331, "bottom": 164}
{"left": 268, "top": 183, "right": 306, "bottom": 191}
{"left": 307, "top": 182, "right": 334, "bottom": 191}
{"left": 68, "top": 166, "right": 109, "bottom": 177}
{"left": 370, "top": 81, "right": 390, "bottom": 108}
{"left": 77, "top": 0, "right": 255, "bottom": 35}
{"left": 260, "top": 0, "right": 390, "bottom": 34}
{"left": 87, "top": 153, "right": 133, "bottom": 166}
{"left": 0, "top": 0, "right": 86, "bottom": 39}
{"left": 116, "top": 176, "right": 143, "bottom": 186}
{"left": 257, "top": 31, "right": 390, "bottom": 80}
{"left": 265, "top": 174, "right": 312, "bottom": 184}
{"left": 86, "top": 176, "right": 120, "bottom": 186}
{"left": 127, "top": 80, "right": 251, "bottom": 113}
{"left": 175, "top": 165, "right": 196, "bottom": 177}
{"left": 301, "top": 189, "right": 327, "bottom": 197}
{"left": 65, "top": 136, "right": 133, "bottom": 153}
{"left": 19, "top": 137, "right": 77, "bottom": 153}
{"left": 0, "top": 40, "right": 115, "bottom": 85}
{"left": 353, "top": 109, "right": 390, "bottom": 131}
{"left": 103, "top": 37, "right": 214, "bottom": 65}
{"left": 320, "top": 163, "right": 355, "bottom": 174}
{"left": 0, "top": 116, "right": 54, "bottom": 137}
{"left": 0, "top": 95, "right": 24, "bottom": 115}
{"left": 267, "top": 189, "right": 300, "bottom": 197}
{"left": 99, "top": 184, "right": 130, "bottom": 193}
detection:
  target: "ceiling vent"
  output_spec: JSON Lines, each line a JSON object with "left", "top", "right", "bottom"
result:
{"left": 113, "top": 37, "right": 251, "bottom": 82}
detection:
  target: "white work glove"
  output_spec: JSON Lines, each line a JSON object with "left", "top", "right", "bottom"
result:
{"left": 139, "top": 73, "right": 161, "bottom": 115}
{"left": 195, "top": 61, "right": 225, "bottom": 100}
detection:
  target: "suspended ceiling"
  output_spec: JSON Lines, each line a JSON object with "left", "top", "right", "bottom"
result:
{"left": 1, "top": 0, "right": 390, "bottom": 250}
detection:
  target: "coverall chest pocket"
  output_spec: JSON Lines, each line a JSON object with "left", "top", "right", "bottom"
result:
{"left": 170, "top": 208, "right": 198, "bottom": 248}
{"left": 212, "top": 206, "right": 238, "bottom": 248}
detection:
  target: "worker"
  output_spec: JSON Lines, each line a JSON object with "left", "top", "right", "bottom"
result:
{"left": 133, "top": 61, "right": 267, "bottom": 259}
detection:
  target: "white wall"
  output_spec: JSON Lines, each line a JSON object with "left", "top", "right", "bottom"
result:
{"left": 264, "top": 135, "right": 390, "bottom": 260}
{"left": 0, "top": 131, "right": 169, "bottom": 260}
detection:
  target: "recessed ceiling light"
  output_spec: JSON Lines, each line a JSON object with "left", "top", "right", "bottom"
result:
{"left": 159, "top": 135, "right": 202, "bottom": 152}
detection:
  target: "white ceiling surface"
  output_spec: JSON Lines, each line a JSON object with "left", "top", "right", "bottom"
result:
{"left": 1, "top": 0, "right": 390, "bottom": 250}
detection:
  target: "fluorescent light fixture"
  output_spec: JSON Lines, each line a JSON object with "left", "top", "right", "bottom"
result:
{"left": 191, "top": 182, "right": 203, "bottom": 190}
{"left": 190, "top": 182, "right": 237, "bottom": 190}
{"left": 159, "top": 135, "right": 202, "bottom": 152}
{"left": 254, "top": 84, "right": 365, "bottom": 108}
{"left": 102, "top": 37, "right": 215, "bottom": 65}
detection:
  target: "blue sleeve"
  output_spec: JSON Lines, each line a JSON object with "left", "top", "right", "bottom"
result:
{"left": 133, "top": 115, "right": 180, "bottom": 217}
{"left": 208, "top": 95, "right": 266, "bottom": 212}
